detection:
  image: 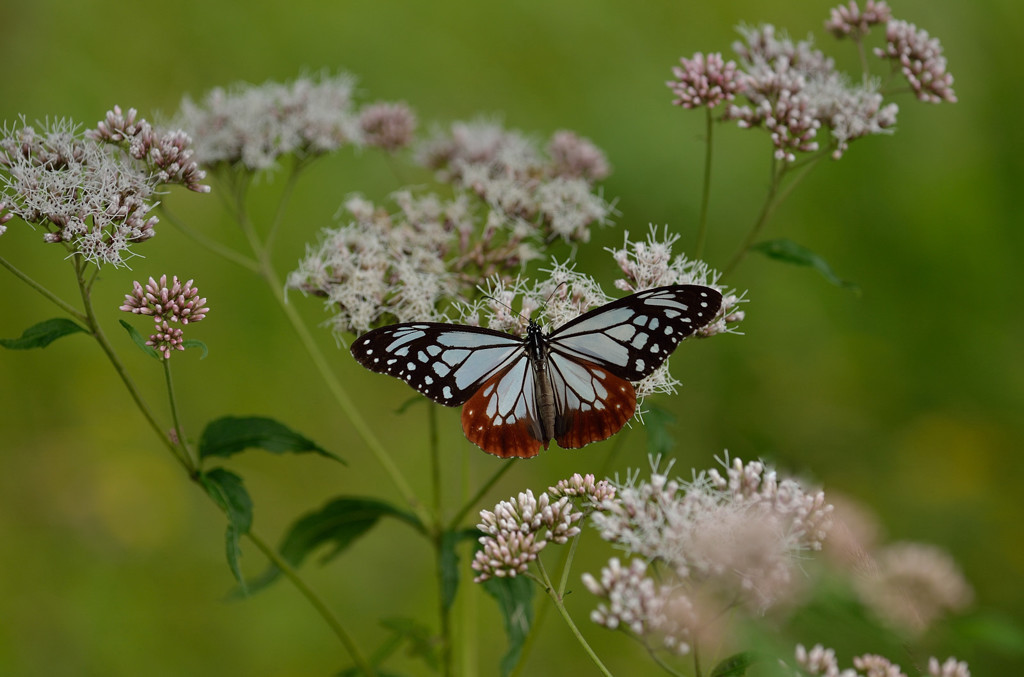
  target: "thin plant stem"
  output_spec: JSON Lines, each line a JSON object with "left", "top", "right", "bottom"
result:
{"left": 448, "top": 462, "right": 515, "bottom": 530}
{"left": 694, "top": 107, "right": 714, "bottom": 260}
{"left": 645, "top": 643, "right": 687, "bottom": 677}
{"left": 75, "top": 257, "right": 374, "bottom": 674}
{"left": 429, "top": 403, "right": 443, "bottom": 523}
{"left": 264, "top": 158, "right": 310, "bottom": 252}
{"left": 693, "top": 642, "right": 703, "bottom": 677}
{"left": 557, "top": 532, "right": 581, "bottom": 598}
{"left": 159, "top": 204, "right": 259, "bottom": 273}
{"left": 723, "top": 147, "right": 828, "bottom": 277}
{"left": 0, "top": 254, "right": 88, "bottom": 323}
{"left": 162, "top": 359, "right": 197, "bottom": 470}
{"left": 73, "top": 257, "right": 194, "bottom": 475}
{"left": 244, "top": 529, "right": 376, "bottom": 677}
{"left": 724, "top": 159, "right": 782, "bottom": 276}
{"left": 227, "top": 186, "right": 431, "bottom": 526}
{"left": 427, "top": 402, "right": 454, "bottom": 677}
{"left": 536, "top": 558, "right": 614, "bottom": 677}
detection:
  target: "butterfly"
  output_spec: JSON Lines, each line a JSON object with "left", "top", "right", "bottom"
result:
{"left": 350, "top": 284, "right": 722, "bottom": 459}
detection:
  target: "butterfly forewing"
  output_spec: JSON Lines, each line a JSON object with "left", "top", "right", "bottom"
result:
{"left": 350, "top": 323, "right": 525, "bottom": 406}
{"left": 548, "top": 285, "right": 722, "bottom": 382}
{"left": 349, "top": 284, "right": 723, "bottom": 458}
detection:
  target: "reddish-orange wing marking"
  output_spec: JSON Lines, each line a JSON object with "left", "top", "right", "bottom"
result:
{"left": 552, "top": 362, "right": 637, "bottom": 450}
{"left": 350, "top": 285, "right": 723, "bottom": 458}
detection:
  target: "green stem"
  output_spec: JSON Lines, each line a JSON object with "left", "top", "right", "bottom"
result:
{"left": 159, "top": 204, "right": 259, "bottom": 273}
{"left": 644, "top": 643, "right": 687, "bottom": 677}
{"left": 230, "top": 190, "right": 431, "bottom": 527}
{"left": 694, "top": 107, "right": 714, "bottom": 260}
{"left": 162, "top": 358, "right": 197, "bottom": 470}
{"left": 427, "top": 403, "right": 453, "bottom": 677}
{"left": 693, "top": 642, "right": 702, "bottom": 677}
{"left": 0, "top": 254, "right": 88, "bottom": 323}
{"left": 64, "top": 257, "right": 372, "bottom": 675}
{"left": 536, "top": 558, "right": 614, "bottom": 677}
{"left": 447, "top": 462, "right": 515, "bottom": 530}
{"left": 724, "top": 160, "right": 782, "bottom": 276}
{"left": 264, "top": 158, "right": 309, "bottom": 252}
{"left": 429, "top": 403, "right": 443, "bottom": 523}
{"left": 73, "top": 257, "right": 194, "bottom": 475}
{"left": 556, "top": 532, "right": 581, "bottom": 598}
{"left": 245, "top": 529, "right": 376, "bottom": 676}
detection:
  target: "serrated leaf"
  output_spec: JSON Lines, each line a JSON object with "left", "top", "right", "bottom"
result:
{"left": 118, "top": 319, "right": 160, "bottom": 359}
{"left": 0, "top": 318, "right": 87, "bottom": 350}
{"left": 751, "top": 238, "right": 859, "bottom": 291}
{"left": 200, "top": 468, "right": 253, "bottom": 534}
{"left": 644, "top": 404, "right": 676, "bottom": 457}
{"left": 182, "top": 338, "right": 208, "bottom": 359}
{"left": 198, "top": 415, "right": 343, "bottom": 464}
{"left": 246, "top": 497, "right": 422, "bottom": 593}
{"left": 481, "top": 574, "right": 534, "bottom": 677}
{"left": 200, "top": 468, "right": 253, "bottom": 589}
{"left": 711, "top": 651, "right": 758, "bottom": 676}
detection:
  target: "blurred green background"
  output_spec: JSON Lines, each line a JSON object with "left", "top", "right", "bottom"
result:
{"left": 1, "top": 0, "right": 1022, "bottom": 675}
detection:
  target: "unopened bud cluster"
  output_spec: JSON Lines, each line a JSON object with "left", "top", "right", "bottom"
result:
{"left": 120, "top": 275, "right": 208, "bottom": 359}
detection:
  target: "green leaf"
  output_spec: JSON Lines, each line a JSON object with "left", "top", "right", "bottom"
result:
{"left": 182, "top": 338, "right": 209, "bottom": 359}
{"left": 0, "top": 318, "right": 87, "bottom": 349}
{"left": 118, "top": 319, "right": 160, "bottom": 359}
{"left": 643, "top": 404, "right": 676, "bottom": 457}
{"left": 439, "top": 530, "right": 461, "bottom": 611}
{"left": 246, "top": 497, "right": 422, "bottom": 593}
{"left": 481, "top": 574, "right": 534, "bottom": 677}
{"left": 200, "top": 468, "right": 253, "bottom": 589}
{"left": 201, "top": 468, "right": 253, "bottom": 534}
{"left": 198, "top": 415, "right": 343, "bottom": 464}
{"left": 751, "top": 238, "right": 859, "bottom": 291}
{"left": 711, "top": 651, "right": 758, "bottom": 676}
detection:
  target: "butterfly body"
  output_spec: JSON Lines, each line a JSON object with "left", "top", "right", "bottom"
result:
{"left": 351, "top": 285, "right": 722, "bottom": 459}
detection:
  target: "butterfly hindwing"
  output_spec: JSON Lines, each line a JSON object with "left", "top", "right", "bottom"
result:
{"left": 461, "top": 357, "right": 545, "bottom": 459}
{"left": 548, "top": 285, "right": 722, "bottom": 382}
{"left": 350, "top": 284, "right": 723, "bottom": 458}
{"left": 350, "top": 323, "right": 525, "bottom": 406}
{"left": 547, "top": 354, "right": 637, "bottom": 449}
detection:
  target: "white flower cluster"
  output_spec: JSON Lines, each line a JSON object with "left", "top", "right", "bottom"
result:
{"left": 472, "top": 474, "right": 614, "bottom": 582}
{"left": 177, "top": 72, "right": 363, "bottom": 171}
{"left": 727, "top": 24, "right": 899, "bottom": 160}
{"left": 472, "top": 489, "right": 582, "bottom": 582}
{"left": 582, "top": 557, "right": 696, "bottom": 656}
{"left": 417, "top": 119, "right": 613, "bottom": 243}
{"left": 287, "top": 192, "right": 467, "bottom": 333}
{"left": 588, "top": 456, "right": 833, "bottom": 615}
{"left": 875, "top": 19, "right": 957, "bottom": 104}
{"left": 0, "top": 113, "right": 206, "bottom": 267}
{"left": 793, "top": 643, "right": 970, "bottom": 677}
{"left": 608, "top": 225, "right": 745, "bottom": 339}
{"left": 854, "top": 541, "right": 973, "bottom": 635}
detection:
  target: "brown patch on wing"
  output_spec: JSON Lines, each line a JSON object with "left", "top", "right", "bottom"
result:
{"left": 555, "top": 366, "right": 636, "bottom": 449}
{"left": 461, "top": 370, "right": 544, "bottom": 459}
